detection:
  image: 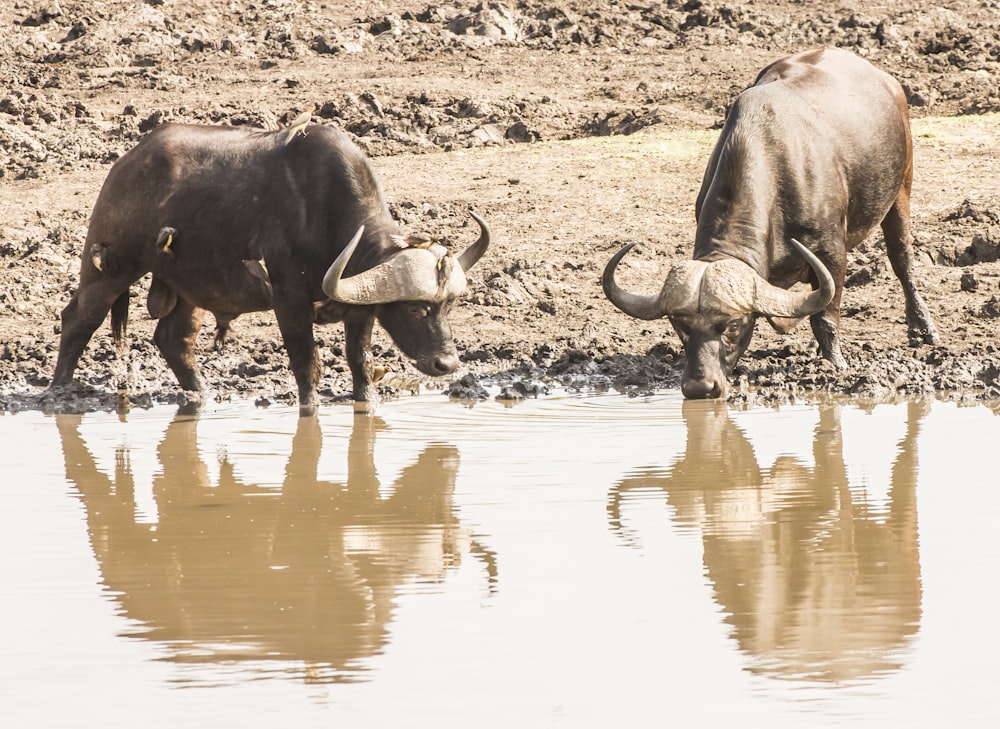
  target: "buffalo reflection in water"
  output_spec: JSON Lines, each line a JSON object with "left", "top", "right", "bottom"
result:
{"left": 57, "top": 410, "right": 495, "bottom": 683}
{"left": 608, "top": 400, "right": 925, "bottom": 683}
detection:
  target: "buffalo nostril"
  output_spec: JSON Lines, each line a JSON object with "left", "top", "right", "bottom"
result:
{"left": 432, "top": 354, "right": 459, "bottom": 375}
{"left": 682, "top": 377, "right": 724, "bottom": 400}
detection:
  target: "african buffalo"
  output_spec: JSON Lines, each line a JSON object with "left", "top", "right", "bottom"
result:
{"left": 603, "top": 47, "right": 939, "bottom": 399}
{"left": 51, "top": 119, "right": 490, "bottom": 414}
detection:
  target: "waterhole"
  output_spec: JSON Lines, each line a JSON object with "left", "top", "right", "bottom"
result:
{"left": 2, "top": 391, "right": 997, "bottom": 727}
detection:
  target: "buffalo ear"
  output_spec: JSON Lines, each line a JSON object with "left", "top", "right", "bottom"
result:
{"left": 766, "top": 315, "right": 803, "bottom": 334}
{"left": 312, "top": 300, "right": 348, "bottom": 324}
{"left": 751, "top": 239, "right": 835, "bottom": 318}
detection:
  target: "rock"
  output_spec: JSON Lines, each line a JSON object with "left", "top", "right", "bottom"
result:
{"left": 845, "top": 267, "right": 874, "bottom": 288}
{"left": 472, "top": 124, "right": 505, "bottom": 144}
{"left": 956, "top": 230, "right": 1000, "bottom": 266}
{"left": 945, "top": 199, "right": 1000, "bottom": 224}
{"left": 21, "top": 2, "right": 62, "bottom": 27}
{"left": 505, "top": 120, "right": 539, "bottom": 142}
{"left": 495, "top": 385, "right": 525, "bottom": 402}
{"left": 445, "top": 373, "right": 489, "bottom": 401}
{"left": 981, "top": 296, "right": 1000, "bottom": 319}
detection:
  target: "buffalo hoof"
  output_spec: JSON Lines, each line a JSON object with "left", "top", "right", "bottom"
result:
{"left": 353, "top": 400, "right": 376, "bottom": 415}
{"left": 827, "top": 352, "right": 848, "bottom": 371}
{"left": 908, "top": 324, "right": 940, "bottom": 347}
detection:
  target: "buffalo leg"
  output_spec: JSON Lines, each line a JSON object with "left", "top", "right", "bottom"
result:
{"left": 153, "top": 296, "right": 206, "bottom": 392}
{"left": 810, "top": 309, "right": 846, "bottom": 370}
{"left": 882, "top": 188, "right": 939, "bottom": 346}
{"left": 344, "top": 311, "right": 377, "bottom": 409}
{"left": 809, "top": 247, "right": 849, "bottom": 370}
{"left": 52, "top": 277, "right": 133, "bottom": 387}
{"left": 272, "top": 294, "right": 320, "bottom": 416}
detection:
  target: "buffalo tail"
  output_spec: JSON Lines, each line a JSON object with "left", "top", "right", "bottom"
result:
{"left": 111, "top": 290, "right": 129, "bottom": 349}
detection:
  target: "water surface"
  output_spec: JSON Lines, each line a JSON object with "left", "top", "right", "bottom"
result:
{"left": 2, "top": 392, "right": 997, "bottom": 727}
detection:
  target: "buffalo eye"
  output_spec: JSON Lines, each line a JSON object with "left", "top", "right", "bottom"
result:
{"left": 406, "top": 303, "right": 431, "bottom": 319}
{"left": 716, "top": 317, "right": 745, "bottom": 342}
{"left": 670, "top": 318, "right": 691, "bottom": 343}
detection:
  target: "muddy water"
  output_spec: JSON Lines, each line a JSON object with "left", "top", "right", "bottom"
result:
{"left": 2, "top": 392, "right": 998, "bottom": 727}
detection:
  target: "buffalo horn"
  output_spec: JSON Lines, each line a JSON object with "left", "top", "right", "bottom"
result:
{"left": 457, "top": 209, "right": 491, "bottom": 272}
{"left": 322, "top": 225, "right": 469, "bottom": 305}
{"left": 602, "top": 243, "right": 671, "bottom": 320}
{"left": 751, "top": 238, "right": 835, "bottom": 318}
{"left": 322, "top": 226, "right": 368, "bottom": 302}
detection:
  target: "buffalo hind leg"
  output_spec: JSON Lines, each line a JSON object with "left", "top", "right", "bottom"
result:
{"left": 153, "top": 296, "right": 206, "bottom": 394}
{"left": 213, "top": 312, "right": 237, "bottom": 351}
{"left": 882, "top": 189, "right": 939, "bottom": 346}
{"left": 52, "top": 278, "right": 132, "bottom": 388}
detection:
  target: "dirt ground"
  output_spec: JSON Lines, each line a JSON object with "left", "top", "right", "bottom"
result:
{"left": 1, "top": 0, "right": 999, "bottom": 413}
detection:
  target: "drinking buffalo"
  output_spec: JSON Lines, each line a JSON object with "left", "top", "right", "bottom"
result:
{"left": 51, "top": 120, "right": 490, "bottom": 414}
{"left": 603, "top": 47, "right": 938, "bottom": 399}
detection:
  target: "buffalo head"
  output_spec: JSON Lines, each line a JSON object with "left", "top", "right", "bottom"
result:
{"left": 602, "top": 239, "right": 834, "bottom": 399}
{"left": 323, "top": 211, "right": 490, "bottom": 377}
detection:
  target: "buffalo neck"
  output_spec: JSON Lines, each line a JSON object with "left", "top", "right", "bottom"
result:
{"left": 691, "top": 87, "right": 814, "bottom": 281}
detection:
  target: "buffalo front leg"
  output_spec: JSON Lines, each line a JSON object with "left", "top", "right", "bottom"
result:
{"left": 810, "top": 308, "right": 847, "bottom": 370}
{"left": 344, "top": 310, "right": 378, "bottom": 413}
{"left": 882, "top": 191, "right": 940, "bottom": 346}
{"left": 808, "top": 246, "right": 848, "bottom": 370}
{"left": 153, "top": 296, "right": 206, "bottom": 394}
{"left": 273, "top": 295, "right": 321, "bottom": 416}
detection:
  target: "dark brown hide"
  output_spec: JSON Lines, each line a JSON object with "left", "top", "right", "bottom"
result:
{"left": 604, "top": 47, "right": 938, "bottom": 399}
{"left": 51, "top": 122, "right": 489, "bottom": 413}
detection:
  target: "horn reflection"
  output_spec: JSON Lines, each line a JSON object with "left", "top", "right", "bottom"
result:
{"left": 56, "top": 409, "right": 494, "bottom": 683}
{"left": 608, "top": 399, "right": 925, "bottom": 683}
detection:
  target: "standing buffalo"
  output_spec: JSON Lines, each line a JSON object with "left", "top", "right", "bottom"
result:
{"left": 603, "top": 47, "right": 938, "bottom": 399}
{"left": 51, "top": 120, "right": 490, "bottom": 414}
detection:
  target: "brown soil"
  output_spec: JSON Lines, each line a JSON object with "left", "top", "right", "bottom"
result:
{"left": 2, "top": 0, "right": 999, "bottom": 413}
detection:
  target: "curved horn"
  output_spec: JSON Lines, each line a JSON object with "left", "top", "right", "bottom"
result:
{"left": 752, "top": 238, "right": 836, "bottom": 317}
{"left": 321, "top": 225, "right": 366, "bottom": 301}
{"left": 602, "top": 243, "right": 671, "bottom": 321}
{"left": 323, "top": 225, "right": 468, "bottom": 305}
{"left": 457, "top": 209, "right": 491, "bottom": 272}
